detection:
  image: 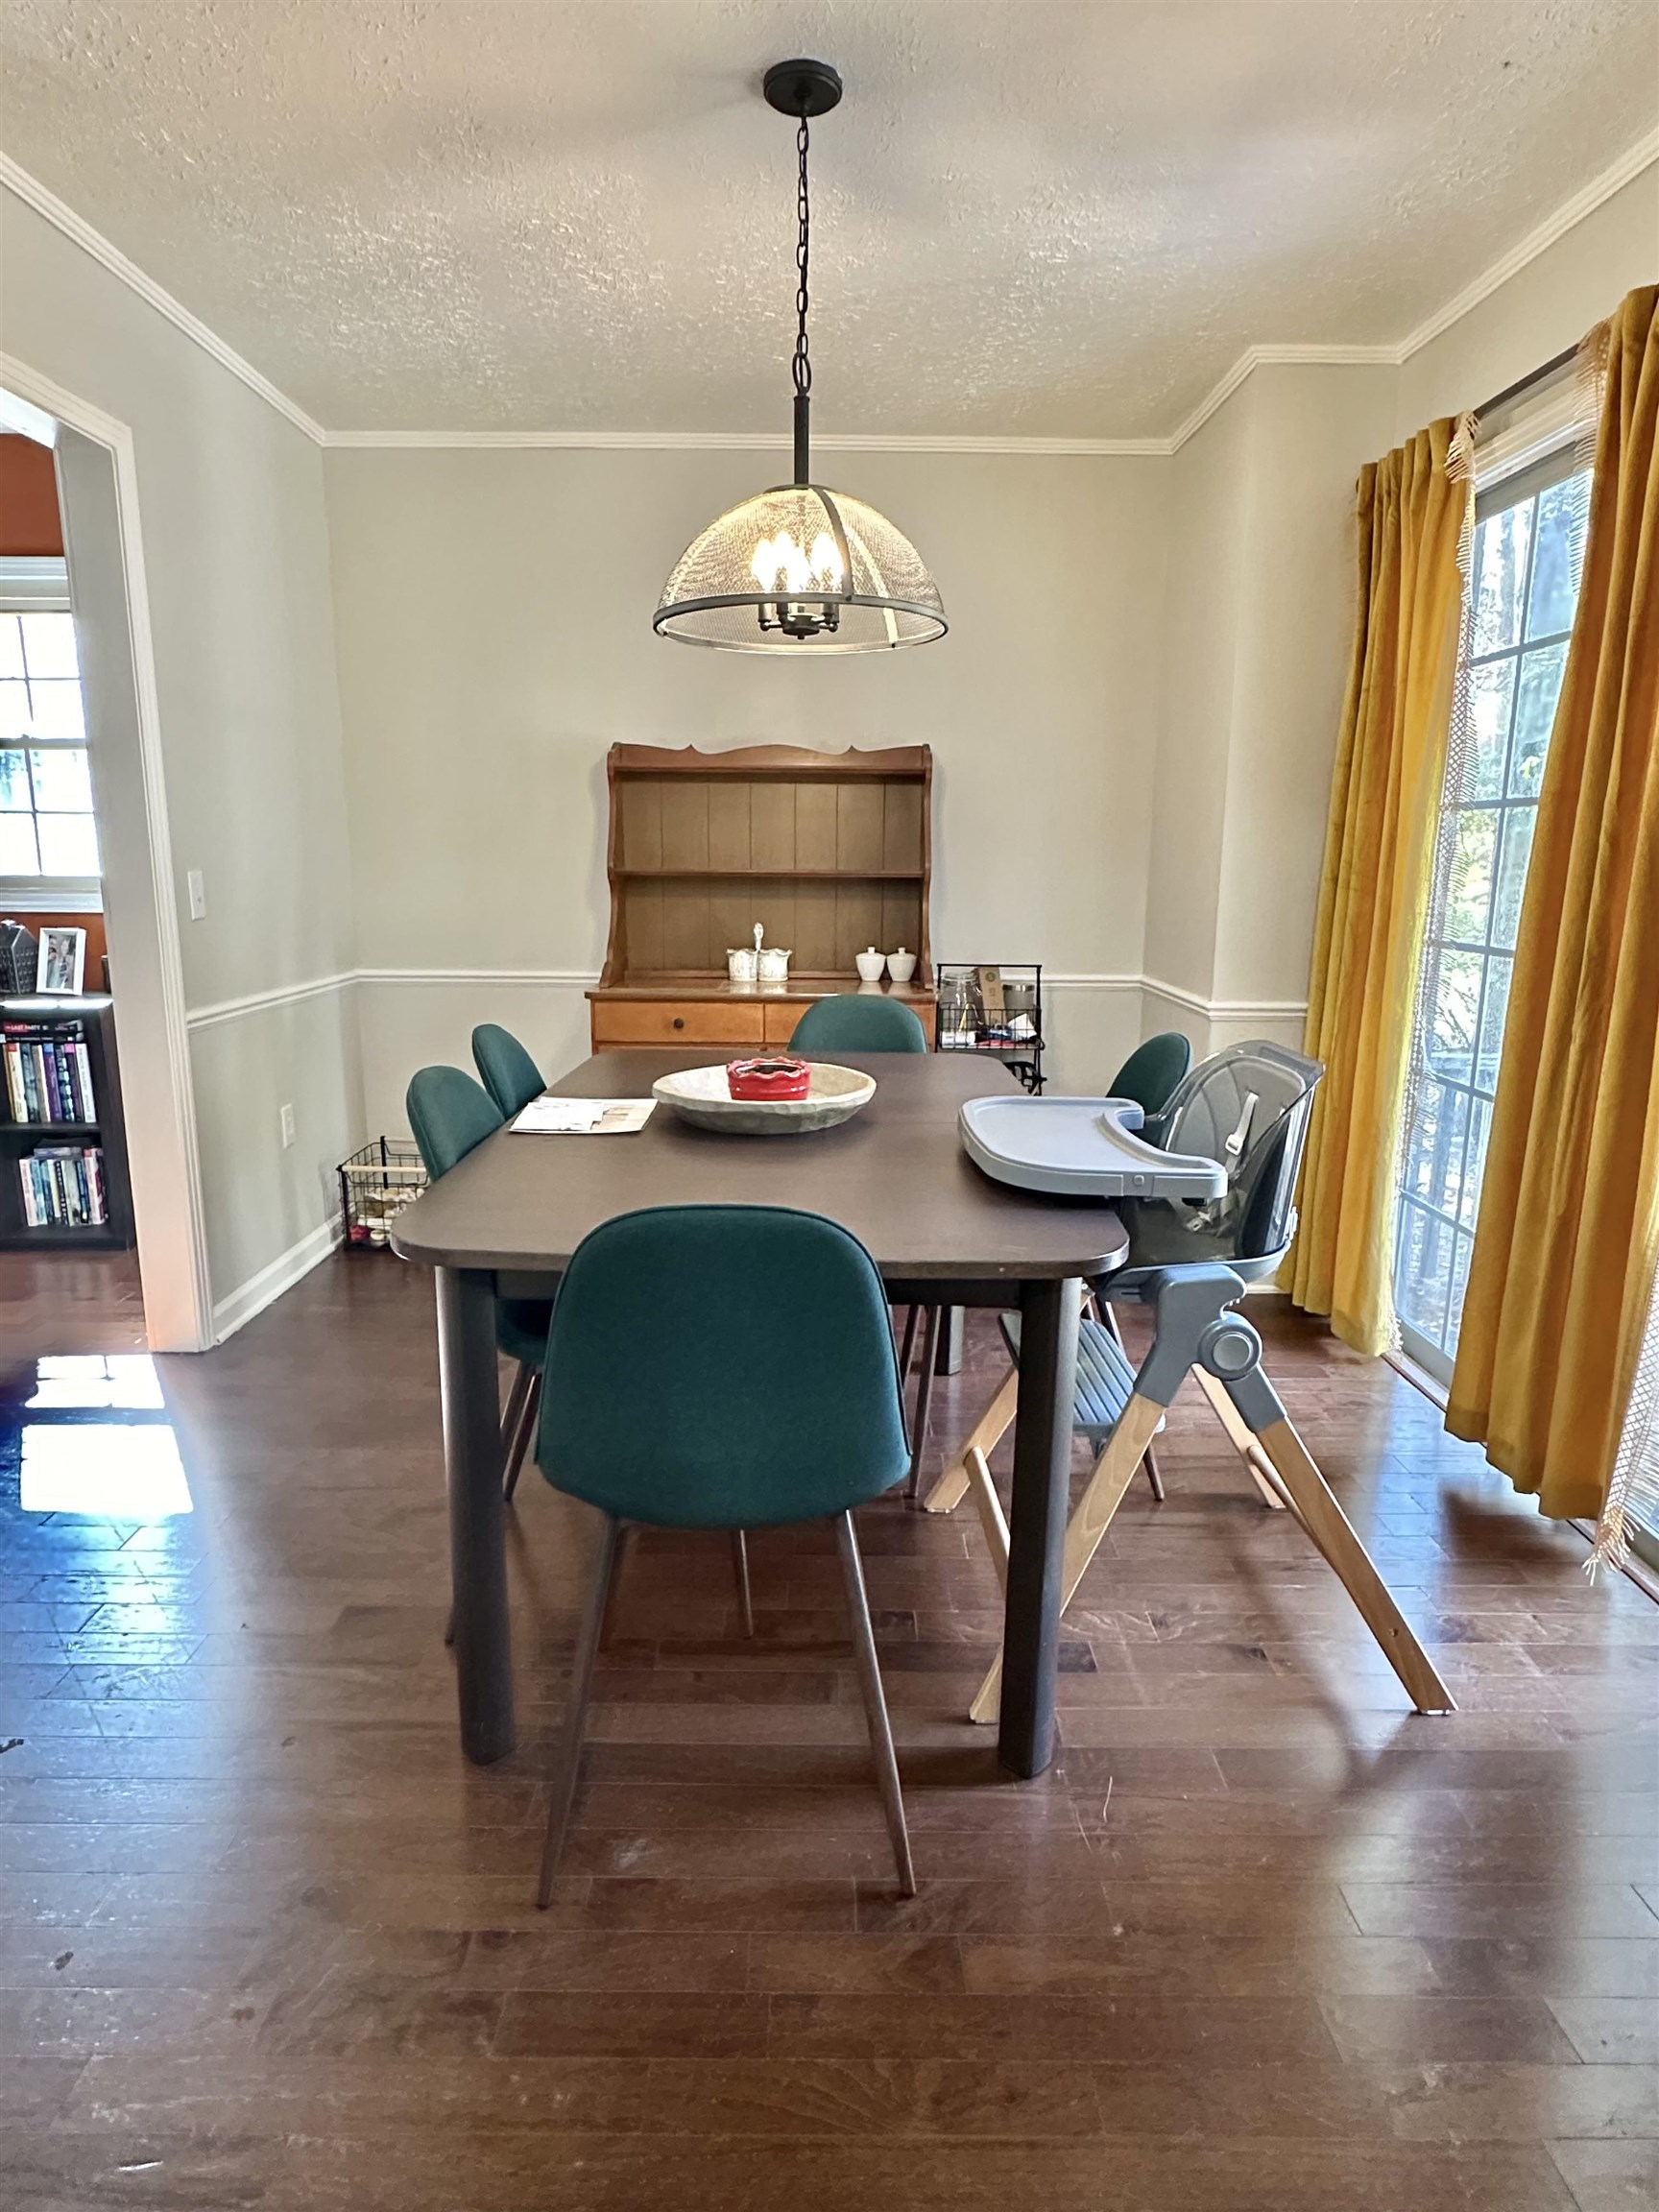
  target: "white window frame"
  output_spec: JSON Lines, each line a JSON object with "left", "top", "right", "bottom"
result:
{"left": 0, "top": 555, "right": 103, "bottom": 912}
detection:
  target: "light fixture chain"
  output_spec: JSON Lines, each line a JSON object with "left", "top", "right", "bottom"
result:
{"left": 792, "top": 115, "right": 811, "bottom": 400}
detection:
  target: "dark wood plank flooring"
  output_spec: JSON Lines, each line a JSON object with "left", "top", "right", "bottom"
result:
{"left": 2, "top": 1254, "right": 1654, "bottom": 2209}
{"left": 0, "top": 1250, "right": 146, "bottom": 1358}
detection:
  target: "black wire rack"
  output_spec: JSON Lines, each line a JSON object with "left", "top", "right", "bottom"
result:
{"left": 935, "top": 964, "right": 1045, "bottom": 1094}
{"left": 337, "top": 1137, "right": 427, "bottom": 1251}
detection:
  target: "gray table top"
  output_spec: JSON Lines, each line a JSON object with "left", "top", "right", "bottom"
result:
{"left": 391, "top": 1049, "right": 1129, "bottom": 1282}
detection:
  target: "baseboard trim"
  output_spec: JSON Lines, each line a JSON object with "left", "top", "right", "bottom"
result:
{"left": 211, "top": 1214, "right": 343, "bottom": 1343}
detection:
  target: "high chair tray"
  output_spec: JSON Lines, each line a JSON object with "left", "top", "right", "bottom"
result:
{"left": 959, "top": 1095, "right": 1227, "bottom": 1201}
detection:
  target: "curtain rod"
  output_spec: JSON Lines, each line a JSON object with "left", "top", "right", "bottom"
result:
{"left": 1473, "top": 343, "right": 1579, "bottom": 423}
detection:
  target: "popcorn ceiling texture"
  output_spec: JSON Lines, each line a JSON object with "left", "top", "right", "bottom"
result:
{"left": 2, "top": 0, "right": 1654, "bottom": 436}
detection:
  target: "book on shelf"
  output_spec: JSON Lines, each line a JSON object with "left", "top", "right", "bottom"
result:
{"left": 2, "top": 1019, "right": 98, "bottom": 1126}
{"left": 17, "top": 1144, "right": 108, "bottom": 1230}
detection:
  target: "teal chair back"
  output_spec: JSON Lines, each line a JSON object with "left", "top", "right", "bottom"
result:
{"left": 472, "top": 1023, "right": 544, "bottom": 1118}
{"left": 538, "top": 1206, "right": 910, "bottom": 1529}
{"left": 407, "top": 1066, "right": 503, "bottom": 1181}
{"left": 1109, "top": 1031, "right": 1192, "bottom": 1118}
{"left": 791, "top": 994, "right": 928, "bottom": 1055}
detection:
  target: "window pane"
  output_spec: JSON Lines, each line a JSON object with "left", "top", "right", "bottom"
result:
{"left": 22, "top": 682, "right": 85, "bottom": 743}
{"left": 27, "top": 747, "right": 92, "bottom": 811}
{"left": 1447, "top": 1229, "right": 1475, "bottom": 1338}
{"left": 1491, "top": 808, "right": 1536, "bottom": 951}
{"left": 1475, "top": 956, "right": 1510, "bottom": 1096}
{"left": 1421, "top": 1083, "right": 1471, "bottom": 1220}
{"left": 0, "top": 813, "right": 39, "bottom": 872}
{"left": 18, "top": 613, "right": 79, "bottom": 680}
{"left": 1508, "top": 642, "right": 1567, "bottom": 797}
{"left": 1462, "top": 1095, "right": 1492, "bottom": 1226}
{"left": 35, "top": 812, "right": 100, "bottom": 875}
{"left": 0, "top": 616, "right": 23, "bottom": 680}
{"left": 1445, "top": 806, "right": 1498, "bottom": 943}
{"left": 1461, "top": 659, "right": 1515, "bottom": 799}
{"left": 0, "top": 681, "right": 27, "bottom": 739}
{"left": 1472, "top": 501, "right": 1532, "bottom": 655}
{"left": 1403, "top": 1076, "right": 1447, "bottom": 1200}
{"left": 1526, "top": 473, "right": 1590, "bottom": 640}
{"left": 1398, "top": 1203, "right": 1454, "bottom": 1339}
{"left": 1427, "top": 948, "right": 1482, "bottom": 1083}
{"left": 0, "top": 749, "right": 29, "bottom": 810}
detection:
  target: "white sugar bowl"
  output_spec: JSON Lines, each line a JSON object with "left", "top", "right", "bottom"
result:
{"left": 855, "top": 948, "right": 887, "bottom": 983}
{"left": 885, "top": 949, "right": 917, "bottom": 984}
{"left": 727, "top": 947, "right": 758, "bottom": 984}
{"left": 757, "top": 944, "right": 791, "bottom": 985}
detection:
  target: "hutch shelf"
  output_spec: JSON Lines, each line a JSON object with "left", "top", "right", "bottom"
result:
{"left": 588, "top": 743, "right": 937, "bottom": 1052}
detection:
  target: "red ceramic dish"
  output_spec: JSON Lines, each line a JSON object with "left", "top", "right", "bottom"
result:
{"left": 726, "top": 1056, "right": 812, "bottom": 1102}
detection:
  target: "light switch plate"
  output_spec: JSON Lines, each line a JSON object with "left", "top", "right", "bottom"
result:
{"left": 186, "top": 869, "right": 206, "bottom": 921}
{"left": 279, "top": 1103, "right": 296, "bottom": 1149}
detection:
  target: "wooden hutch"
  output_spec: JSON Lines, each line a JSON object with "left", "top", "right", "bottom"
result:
{"left": 588, "top": 743, "right": 936, "bottom": 1051}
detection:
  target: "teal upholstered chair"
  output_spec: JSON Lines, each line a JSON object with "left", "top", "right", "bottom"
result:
{"left": 790, "top": 993, "right": 929, "bottom": 1056}
{"left": 1109, "top": 1030, "right": 1192, "bottom": 1120}
{"left": 472, "top": 1023, "right": 544, "bottom": 1120}
{"left": 407, "top": 1066, "right": 551, "bottom": 1507}
{"left": 533, "top": 1204, "right": 916, "bottom": 1903}
{"left": 790, "top": 990, "right": 935, "bottom": 1495}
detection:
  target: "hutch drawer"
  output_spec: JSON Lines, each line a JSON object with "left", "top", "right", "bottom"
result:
{"left": 591, "top": 998, "right": 768, "bottom": 1048}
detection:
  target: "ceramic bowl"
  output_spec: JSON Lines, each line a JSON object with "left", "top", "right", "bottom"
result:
{"left": 885, "top": 950, "right": 917, "bottom": 983}
{"left": 854, "top": 949, "right": 887, "bottom": 982}
{"left": 653, "top": 1061, "right": 876, "bottom": 1136}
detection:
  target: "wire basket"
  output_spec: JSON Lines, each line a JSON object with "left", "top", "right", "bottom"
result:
{"left": 338, "top": 1137, "right": 427, "bottom": 1250}
{"left": 936, "top": 963, "right": 1045, "bottom": 1094}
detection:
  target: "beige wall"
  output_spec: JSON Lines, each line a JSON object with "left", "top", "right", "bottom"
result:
{"left": 326, "top": 446, "right": 1167, "bottom": 1119}
{"left": 0, "top": 182, "right": 364, "bottom": 1323}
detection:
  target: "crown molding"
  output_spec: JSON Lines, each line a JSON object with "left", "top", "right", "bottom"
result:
{"left": 0, "top": 152, "right": 325, "bottom": 445}
{"left": 1396, "top": 126, "right": 1659, "bottom": 362}
{"left": 5, "top": 131, "right": 1651, "bottom": 456}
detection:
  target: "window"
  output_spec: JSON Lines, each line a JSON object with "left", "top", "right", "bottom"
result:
{"left": 1393, "top": 445, "right": 1592, "bottom": 1381}
{"left": 0, "top": 601, "right": 101, "bottom": 888}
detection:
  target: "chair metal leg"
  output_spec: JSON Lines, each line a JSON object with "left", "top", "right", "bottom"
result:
{"left": 833, "top": 1510, "right": 916, "bottom": 1896}
{"left": 905, "top": 1304, "right": 944, "bottom": 1502}
{"left": 502, "top": 1366, "right": 541, "bottom": 1503}
{"left": 538, "top": 1511, "right": 624, "bottom": 1908}
{"left": 1142, "top": 1439, "right": 1166, "bottom": 1503}
{"left": 730, "top": 1528, "right": 755, "bottom": 1639}
{"left": 897, "top": 1303, "right": 921, "bottom": 1379}
{"left": 597, "top": 1522, "right": 637, "bottom": 1652}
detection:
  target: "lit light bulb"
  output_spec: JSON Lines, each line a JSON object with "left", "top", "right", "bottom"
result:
{"left": 809, "top": 532, "right": 844, "bottom": 589}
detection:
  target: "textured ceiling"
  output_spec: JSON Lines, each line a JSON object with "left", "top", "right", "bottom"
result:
{"left": 2, "top": 1, "right": 1655, "bottom": 437}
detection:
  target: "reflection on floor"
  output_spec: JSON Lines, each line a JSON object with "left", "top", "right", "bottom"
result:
{"left": 0, "top": 1247, "right": 146, "bottom": 1358}
{"left": 2, "top": 1254, "right": 1655, "bottom": 2211}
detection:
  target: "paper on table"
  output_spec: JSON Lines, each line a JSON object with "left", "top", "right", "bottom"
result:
{"left": 512, "top": 1097, "right": 657, "bottom": 1135}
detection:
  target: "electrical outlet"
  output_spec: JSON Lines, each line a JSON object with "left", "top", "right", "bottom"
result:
{"left": 279, "top": 1103, "right": 296, "bottom": 1149}
{"left": 186, "top": 869, "right": 206, "bottom": 921}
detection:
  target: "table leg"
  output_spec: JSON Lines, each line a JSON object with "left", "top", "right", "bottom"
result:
{"left": 998, "top": 1276, "right": 1080, "bottom": 1778}
{"left": 437, "top": 1265, "right": 515, "bottom": 1764}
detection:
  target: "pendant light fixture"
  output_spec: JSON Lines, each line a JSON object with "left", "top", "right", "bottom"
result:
{"left": 654, "top": 60, "right": 947, "bottom": 654}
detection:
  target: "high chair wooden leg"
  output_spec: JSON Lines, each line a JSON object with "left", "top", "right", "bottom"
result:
{"left": 1190, "top": 1364, "right": 1288, "bottom": 1511}
{"left": 964, "top": 1447, "right": 1010, "bottom": 1593}
{"left": 969, "top": 1393, "right": 1166, "bottom": 1725}
{"left": 1248, "top": 1414, "right": 1455, "bottom": 1714}
{"left": 922, "top": 1363, "right": 1019, "bottom": 1513}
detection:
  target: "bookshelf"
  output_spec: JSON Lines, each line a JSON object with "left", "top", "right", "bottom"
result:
{"left": 0, "top": 995, "right": 135, "bottom": 1251}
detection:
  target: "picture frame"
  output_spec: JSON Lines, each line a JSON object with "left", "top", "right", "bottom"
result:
{"left": 38, "top": 926, "right": 86, "bottom": 997}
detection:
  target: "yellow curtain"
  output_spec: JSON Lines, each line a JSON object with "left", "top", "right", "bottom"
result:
{"left": 1290, "top": 419, "right": 1472, "bottom": 1355}
{"left": 1447, "top": 286, "right": 1659, "bottom": 1520}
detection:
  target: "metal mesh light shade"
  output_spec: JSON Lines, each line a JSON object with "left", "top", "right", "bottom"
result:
{"left": 655, "top": 484, "right": 946, "bottom": 652}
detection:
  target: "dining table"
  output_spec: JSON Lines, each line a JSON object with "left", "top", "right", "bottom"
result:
{"left": 392, "top": 1046, "right": 1129, "bottom": 1777}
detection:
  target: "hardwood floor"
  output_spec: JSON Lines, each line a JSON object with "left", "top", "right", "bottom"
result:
{"left": 0, "top": 1250, "right": 146, "bottom": 1358}
{"left": 2, "top": 1254, "right": 1655, "bottom": 2210}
